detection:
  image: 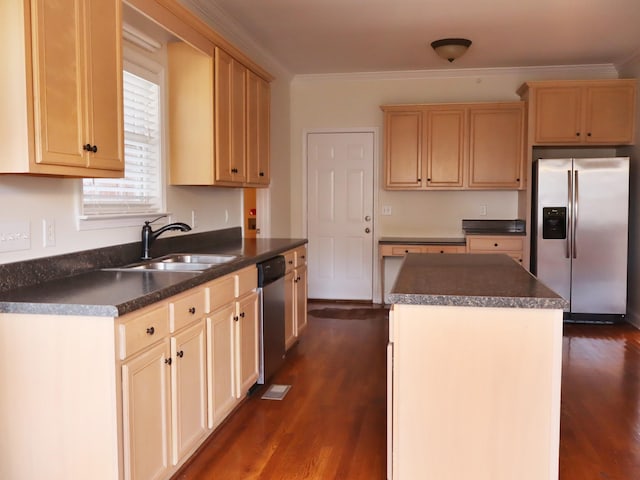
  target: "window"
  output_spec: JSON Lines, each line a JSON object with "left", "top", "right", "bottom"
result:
{"left": 79, "top": 48, "right": 165, "bottom": 228}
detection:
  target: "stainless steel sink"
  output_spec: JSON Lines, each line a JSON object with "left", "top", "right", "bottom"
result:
{"left": 124, "top": 262, "right": 214, "bottom": 271}
{"left": 157, "top": 253, "right": 237, "bottom": 264}
{"left": 103, "top": 253, "right": 238, "bottom": 273}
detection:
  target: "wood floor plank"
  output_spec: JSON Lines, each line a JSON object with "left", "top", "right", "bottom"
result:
{"left": 174, "top": 306, "right": 640, "bottom": 479}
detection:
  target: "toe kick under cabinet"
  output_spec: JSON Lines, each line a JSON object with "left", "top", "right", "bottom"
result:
{"left": 0, "top": 266, "right": 259, "bottom": 480}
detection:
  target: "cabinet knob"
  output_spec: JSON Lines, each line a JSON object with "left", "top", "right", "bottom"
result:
{"left": 259, "top": 172, "right": 264, "bottom": 177}
{"left": 165, "top": 358, "right": 172, "bottom": 365}
{"left": 587, "top": 132, "right": 592, "bottom": 137}
{"left": 177, "top": 350, "right": 184, "bottom": 358}
{"left": 234, "top": 315, "right": 239, "bottom": 321}
{"left": 405, "top": 249, "right": 409, "bottom": 253}
{"left": 188, "top": 306, "right": 196, "bottom": 314}
{"left": 297, "top": 276, "right": 301, "bottom": 281}
{"left": 288, "top": 260, "right": 293, "bottom": 264}
{"left": 83, "top": 143, "right": 97, "bottom": 153}
{"left": 575, "top": 132, "right": 580, "bottom": 137}
{"left": 494, "top": 243, "right": 499, "bottom": 247}
{"left": 240, "top": 312, "right": 245, "bottom": 318}
{"left": 440, "top": 250, "right": 444, "bottom": 254}
{"left": 146, "top": 326, "right": 155, "bottom": 335}
{"left": 427, "top": 178, "right": 431, "bottom": 182}
{"left": 516, "top": 178, "right": 520, "bottom": 182}
{"left": 417, "top": 178, "right": 421, "bottom": 182}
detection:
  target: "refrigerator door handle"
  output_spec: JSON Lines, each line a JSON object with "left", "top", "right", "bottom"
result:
{"left": 566, "top": 170, "right": 572, "bottom": 259}
{"left": 573, "top": 170, "right": 579, "bottom": 259}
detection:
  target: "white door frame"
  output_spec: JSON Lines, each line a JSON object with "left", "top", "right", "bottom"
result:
{"left": 302, "top": 127, "right": 382, "bottom": 303}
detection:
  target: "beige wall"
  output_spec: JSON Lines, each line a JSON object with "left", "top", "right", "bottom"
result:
{"left": 289, "top": 66, "right": 618, "bottom": 238}
{"left": 618, "top": 55, "right": 640, "bottom": 328}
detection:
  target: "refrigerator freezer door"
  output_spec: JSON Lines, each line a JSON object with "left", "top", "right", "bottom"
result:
{"left": 570, "top": 158, "right": 628, "bottom": 314}
{"left": 536, "top": 159, "right": 573, "bottom": 310}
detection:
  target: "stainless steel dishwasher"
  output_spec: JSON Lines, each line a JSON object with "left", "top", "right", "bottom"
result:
{"left": 256, "top": 255, "right": 286, "bottom": 384}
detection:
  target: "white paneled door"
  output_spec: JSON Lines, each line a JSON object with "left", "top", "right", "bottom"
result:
{"left": 307, "top": 132, "right": 374, "bottom": 300}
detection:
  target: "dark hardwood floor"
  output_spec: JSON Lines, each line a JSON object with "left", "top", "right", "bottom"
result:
{"left": 174, "top": 304, "right": 640, "bottom": 479}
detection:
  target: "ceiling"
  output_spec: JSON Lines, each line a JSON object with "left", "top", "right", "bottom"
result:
{"left": 183, "top": 0, "right": 640, "bottom": 75}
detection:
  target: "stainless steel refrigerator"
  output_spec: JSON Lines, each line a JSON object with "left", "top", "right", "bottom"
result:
{"left": 531, "top": 157, "right": 629, "bottom": 321}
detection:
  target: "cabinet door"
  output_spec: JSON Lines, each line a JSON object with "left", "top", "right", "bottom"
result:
{"left": 122, "top": 341, "right": 171, "bottom": 480}
{"left": 207, "top": 304, "right": 236, "bottom": 429}
{"left": 236, "top": 291, "right": 260, "bottom": 397}
{"left": 171, "top": 321, "right": 207, "bottom": 465}
{"left": 230, "top": 59, "right": 247, "bottom": 181}
{"left": 31, "top": 0, "right": 86, "bottom": 168}
{"left": 468, "top": 105, "right": 524, "bottom": 189}
{"left": 295, "top": 266, "right": 308, "bottom": 334}
{"left": 384, "top": 110, "right": 423, "bottom": 189}
{"left": 246, "top": 71, "right": 270, "bottom": 185}
{"left": 425, "top": 108, "right": 464, "bottom": 188}
{"left": 215, "top": 48, "right": 234, "bottom": 183}
{"left": 284, "top": 270, "right": 296, "bottom": 349}
{"left": 585, "top": 84, "right": 636, "bottom": 144}
{"left": 84, "top": 0, "right": 123, "bottom": 171}
{"left": 533, "top": 87, "right": 583, "bottom": 144}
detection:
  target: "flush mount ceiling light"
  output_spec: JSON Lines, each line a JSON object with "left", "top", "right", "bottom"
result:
{"left": 431, "top": 38, "right": 472, "bottom": 62}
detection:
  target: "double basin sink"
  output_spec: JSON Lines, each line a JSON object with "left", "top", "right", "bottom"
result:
{"left": 106, "top": 253, "right": 238, "bottom": 273}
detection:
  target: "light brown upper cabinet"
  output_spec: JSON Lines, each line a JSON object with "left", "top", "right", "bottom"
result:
{"left": 246, "top": 71, "right": 271, "bottom": 186}
{"left": 0, "top": 0, "right": 124, "bottom": 177}
{"left": 467, "top": 103, "right": 524, "bottom": 189}
{"left": 382, "top": 102, "right": 524, "bottom": 190}
{"left": 518, "top": 79, "right": 636, "bottom": 145}
{"left": 168, "top": 44, "right": 271, "bottom": 187}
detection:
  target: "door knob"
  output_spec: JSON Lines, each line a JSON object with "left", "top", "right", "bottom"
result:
{"left": 365, "top": 228, "right": 371, "bottom": 233}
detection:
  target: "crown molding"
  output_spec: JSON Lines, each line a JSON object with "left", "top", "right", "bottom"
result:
{"left": 292, "top": 64, "right": 619, "bottom": 84}
{"left": 178, "top": 0, "right": 293, "bottom": 80}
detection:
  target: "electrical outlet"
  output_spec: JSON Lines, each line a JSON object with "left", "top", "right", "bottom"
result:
{"left": 43, "top": 218, "right": 56, "bottom": 247}
{"left": 0, "top": 221, "right": 31, "bottom": 252}
{"left": 382, "top": 205, "right": 393, "bottom": 216}
{"left": 480, "top": 205, "right": 487, "bottom": 216}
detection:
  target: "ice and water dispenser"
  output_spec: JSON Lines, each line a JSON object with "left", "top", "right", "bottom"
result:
{"left": 542, "top": 207, "right": 566, "bottom": 239}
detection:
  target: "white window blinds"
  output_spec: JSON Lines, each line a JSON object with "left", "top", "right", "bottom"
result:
{"left": 82, "top": 70, "right": 161, "bottom": 216}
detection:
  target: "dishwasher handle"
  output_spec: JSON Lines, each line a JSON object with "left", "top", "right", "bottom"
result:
{"left": 257, "top": 255, "right": 286, "bottom": 287}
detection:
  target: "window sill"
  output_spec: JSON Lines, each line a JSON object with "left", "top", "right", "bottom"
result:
{"left": 77, "top": 212, "right": 171, "bottom": 231}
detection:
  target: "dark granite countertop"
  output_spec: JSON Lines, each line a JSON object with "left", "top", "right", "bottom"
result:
{"left": 388, "top": 253, "right": 567, "bottom": 309}
{"left": 379, "top": 237, "right": 466, "bottom": 245}
{"left": 0, "top": 230, "right": 306, "bottom": 317}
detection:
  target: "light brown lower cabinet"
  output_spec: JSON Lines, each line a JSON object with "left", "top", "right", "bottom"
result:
{"left": 466, "top": 235, "right": 524, "bottom": 265}
{"left": 0, "top": 264, "right": 261, "bottom": 480}
{"left": 284, "top": 245, "right": 308, "bottom": 349}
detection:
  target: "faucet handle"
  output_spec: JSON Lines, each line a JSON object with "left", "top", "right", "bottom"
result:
{"left": 145, "top": 215, "right": 168, "bottom": 226}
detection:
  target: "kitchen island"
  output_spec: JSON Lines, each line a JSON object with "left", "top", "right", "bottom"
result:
{"left": 387, "top": 253, "right": 567, "bottom": 480}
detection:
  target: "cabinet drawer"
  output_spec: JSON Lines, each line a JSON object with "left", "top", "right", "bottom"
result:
{"left": 207, "top": 274, "right": 236, "bottom": 313}
{"left": 236, "top": 265, "right": 257, "bottom": 297}
{"left": 294, "top": 245, "right": 307, "bottom": 267}
{"left": 467, "top": 236, "right": 523, "bottom": 252}
{"left": 118, "top": 304, "right": 169, "bottom": 360}
{"left": 424, "top": 245, "right": 465, "bottom": 254}
{"left": 169, "top": 289, "right": 206, "bottom": 332}
{"left": 284, "top": 250, "right": 296, "bottom": 272}
{"left": 391, "top": 246, "right": 423, "bottom": 255}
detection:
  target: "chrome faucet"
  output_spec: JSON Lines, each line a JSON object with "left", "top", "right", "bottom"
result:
{"left": 141, "top": 217, "right": 192, "bottom": 260}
